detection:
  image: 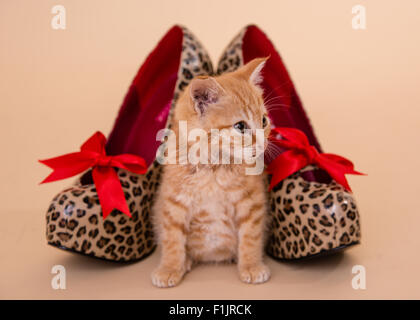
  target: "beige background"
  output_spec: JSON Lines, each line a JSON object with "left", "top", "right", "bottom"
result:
{"left": 1, "top": 0, "right": 419, "bottom": 299}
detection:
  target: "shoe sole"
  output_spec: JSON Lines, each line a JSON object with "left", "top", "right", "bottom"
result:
{"left": 267, "top": 241, "right": 360, "bottom": 262}
{"left": 48, "top": 241, "right": 156, "bottom": 263}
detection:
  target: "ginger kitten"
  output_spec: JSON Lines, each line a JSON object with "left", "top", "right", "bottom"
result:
{"left": 152, "top": 58, "right": 271, "bottom": 287}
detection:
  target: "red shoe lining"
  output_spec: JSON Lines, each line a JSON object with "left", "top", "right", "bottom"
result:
{"left": 106, "top": 26, "right": 183, "bottom": 167}
{"left": 242, "top": 25, "right": 322, "bottom": 153}
{"left": 242, "top": 25, "right": 331, "bottom": 184}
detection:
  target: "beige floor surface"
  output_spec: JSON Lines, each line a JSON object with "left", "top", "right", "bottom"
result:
{"left": 1, "top": 0, "right": 419, "bottom": 299}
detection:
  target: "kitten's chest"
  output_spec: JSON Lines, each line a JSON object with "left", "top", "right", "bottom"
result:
{"left": 178, "top": 167, "right": 244, "bottom": 214}
{"left": 179, "top": 168, "right": 244, "bottom": 261}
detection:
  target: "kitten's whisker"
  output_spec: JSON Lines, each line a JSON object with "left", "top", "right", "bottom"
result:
{"left": 264, "top": 141, "right": 282, "bottom": 162}
{"left": 265, "top": 103, "right": 291, "bottom": 112}
{"left": 264, "top": 95, "right": 291, "bottom": 106}
{"left": 265, "top": 93, "right": 291, "bottom": 101}
{"left": 262, "top": 80, "right": 293, "bottom": 100}
{"left": 264, "top": 97, "right": 285, "bottom": 106}
{"left": 266, "top": 103, "right": 291, "bottom": 109}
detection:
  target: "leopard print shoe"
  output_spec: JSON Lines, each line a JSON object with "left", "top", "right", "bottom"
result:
{"left": 46, "top": 25, "right": 213, "bottom": 262}
{"left": 266, "top": 167, "right": 361, "bottom": 260}
{"left": 218, "top": 25, "right": 361, "bottom": 260}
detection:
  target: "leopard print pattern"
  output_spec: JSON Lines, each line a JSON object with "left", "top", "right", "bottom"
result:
{"left": 217, "top": 26, "right": 361, "bottom": 260}
{"left": 46, "top": 26, "right": 213, "bottom": 262}
{"left": 46, "top": 167, "right": 160, "bottom": 261}
{"left": 216, "top": 28, "right": 245, "bottom": 75}
{"left": 266, "top": 168, "right": 361, "bottom": 260}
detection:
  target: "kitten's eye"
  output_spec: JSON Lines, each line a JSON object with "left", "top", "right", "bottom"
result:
{"left": 233, "top": 121, "right": 249, "bottom": 133}
{"left": 262, "top": 115, "right": 268, "bottom": 128}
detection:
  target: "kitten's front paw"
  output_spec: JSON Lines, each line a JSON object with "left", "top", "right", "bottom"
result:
{"left": 151, "top": 267, "right": 185, "bottom": 288}
{"left": 239, "top": 264, "right": 271, "bottom": 284}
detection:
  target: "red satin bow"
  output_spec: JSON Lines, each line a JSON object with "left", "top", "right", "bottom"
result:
{"left": 39, "top": 131, "right": 147, "bottom": 219}
{"left": 267, "top": 128, "right": 364, "bottom": 191}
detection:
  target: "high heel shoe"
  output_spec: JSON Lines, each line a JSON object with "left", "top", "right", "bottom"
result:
{"left": 218, "top": 25, "right": 362, "bottom": 260}
{"left": 44, "top": 26, "right": 213, "bottom": 262}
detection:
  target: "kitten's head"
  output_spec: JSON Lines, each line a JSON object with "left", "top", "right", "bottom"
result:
{"left": 175, "top": 57, "right": 270, "bottom": 166}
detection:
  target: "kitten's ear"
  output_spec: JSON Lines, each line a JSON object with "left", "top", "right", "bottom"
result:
{"left": 189, "top": 76, "right": 222, "bottom": 116}
{"left": 239, "top": 56, "right": 269, "bottom": 86}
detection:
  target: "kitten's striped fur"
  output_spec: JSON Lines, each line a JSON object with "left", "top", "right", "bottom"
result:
{"left": 152, "top": 58, "right": 271, "bottom": 287}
